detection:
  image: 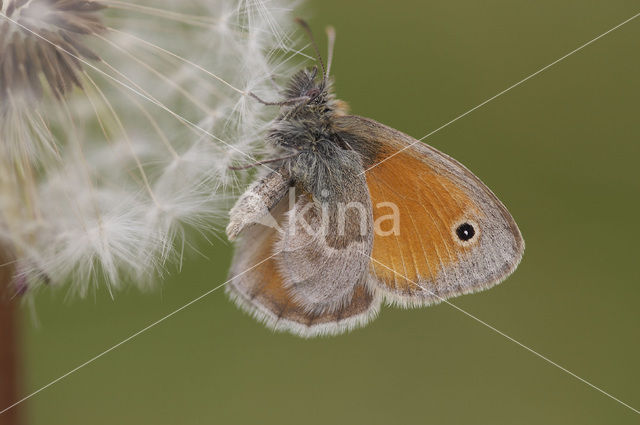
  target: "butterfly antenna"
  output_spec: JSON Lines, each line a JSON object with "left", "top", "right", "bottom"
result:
{"left": 295, "top": 18, "right": 326, "bottom": 78}
{"left": 325, "top": 26, "right": 336, "bottom": 78}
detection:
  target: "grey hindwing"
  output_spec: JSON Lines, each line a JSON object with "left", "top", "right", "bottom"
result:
{"left": 276, "top": 148, "right": 374, "bottom": 314}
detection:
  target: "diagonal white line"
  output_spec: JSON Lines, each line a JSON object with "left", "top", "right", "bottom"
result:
{"left": 0, "top": 250, "right": 281, "bottom": 416}
{"left": 368, "top": 256, "right": 640, "bottom": 415}
{"left": 0, "top": 12, "right": 280, "bottom": 175}
{"left": 361, "top": 11, "right": 640, "bottom": 175}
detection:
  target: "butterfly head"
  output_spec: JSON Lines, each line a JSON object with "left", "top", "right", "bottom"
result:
{"left": 268, "top": 67, "right": 341, "bottom": 152}
{"left": 280, "top": 20, "right": 338, "bottom": 112}
{"left": 283, "top": 66, "right": 330, "bottom": 108}
{"left": 266, "top": 21, "right": 349, "bottom": 152}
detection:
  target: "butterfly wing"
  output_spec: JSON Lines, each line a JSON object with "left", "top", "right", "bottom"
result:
{"left": 226, "top": 195, "right": 381, "bottom": 337}
{"left": 335, "top": 115, "right": 524, "bottom": 307}
{"left": 276, "top": 149, "right": 375, "bottom": 314}
{"left": 277, "top": 187, "right": 374, "bottom": 314}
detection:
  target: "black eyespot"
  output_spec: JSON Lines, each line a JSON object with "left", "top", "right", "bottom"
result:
{"left": 455, "top": 223, "right": 475, "bottom": 241}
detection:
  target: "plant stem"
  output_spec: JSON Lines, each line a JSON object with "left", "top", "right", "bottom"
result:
{"left": 0, "top": 262, "right": 22, "bottom": 425}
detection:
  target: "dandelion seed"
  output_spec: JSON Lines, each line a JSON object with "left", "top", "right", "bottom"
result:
{"left": 0, "top": 0, "right": 105, "bottom": 103}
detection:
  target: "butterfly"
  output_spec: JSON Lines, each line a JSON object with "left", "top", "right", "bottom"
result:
{"left": 225, "top": 21, "right": 524, "bottom": 337}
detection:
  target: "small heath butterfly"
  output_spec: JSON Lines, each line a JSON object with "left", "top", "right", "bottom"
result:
{"left": 225, "top": 21, "right": 524, "bottom": 337}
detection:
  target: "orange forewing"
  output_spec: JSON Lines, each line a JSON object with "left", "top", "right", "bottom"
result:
{"left": 365, "top": 145, "right": 481, "bottom": 297}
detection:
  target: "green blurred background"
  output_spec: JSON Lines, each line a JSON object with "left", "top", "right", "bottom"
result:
{"left": 22, "top": 0, "right": 639, "bottom": 423}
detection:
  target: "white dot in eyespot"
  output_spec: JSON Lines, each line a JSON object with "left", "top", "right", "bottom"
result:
{"left": 320, "top": 189, "right": 329, "bottom": 198}
{"left": 452, "top": 218, "right": 481, "bottom": 246}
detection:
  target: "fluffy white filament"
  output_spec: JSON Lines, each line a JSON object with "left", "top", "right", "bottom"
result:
{"left": 0, "top": 0, "right": 302, "bottom": 296}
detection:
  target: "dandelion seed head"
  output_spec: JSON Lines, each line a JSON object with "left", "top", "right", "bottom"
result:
{"left": 0, "top": 0, "right": 303, "bottom": 297}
